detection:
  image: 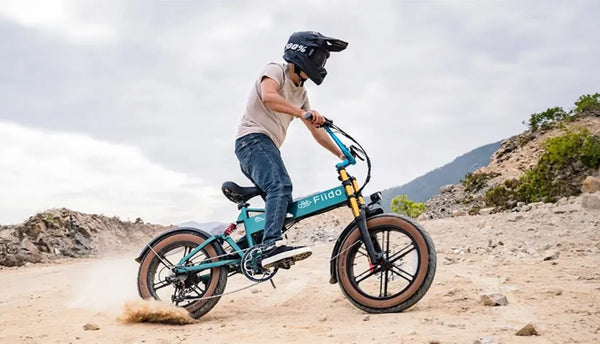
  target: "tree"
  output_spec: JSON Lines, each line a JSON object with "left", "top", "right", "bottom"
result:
{"left": 390, "top": 194, "right": 426, "bottom": 218}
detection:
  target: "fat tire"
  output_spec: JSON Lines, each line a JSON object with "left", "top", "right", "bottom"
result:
{"left": 137, "top": 231, "right": 228, "bottom": 319}
{"left": 335, "top": 215, "right": 436, "bottom": 313}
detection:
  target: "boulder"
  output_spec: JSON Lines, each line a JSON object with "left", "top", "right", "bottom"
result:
{"left": 581, "top": 176, "right": 600, "bottom": 193}
{"left": 516, "top": 323, "right": 539, "bottom": 336}
{"left": 480, "top": 293, "right": 508, "bottom": 306}
{"left": 479, "top": 207, "right": 495, "bottom": 216}
{"left": 452, "top": 210, "right": 467, "bottom": 217}
{"left": 582, "top": 193, "right": 600, "bottom": 210}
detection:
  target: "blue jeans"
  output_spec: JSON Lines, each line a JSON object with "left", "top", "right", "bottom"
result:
{"left": 235, "top": 133, "right": 293, "bottom": 247}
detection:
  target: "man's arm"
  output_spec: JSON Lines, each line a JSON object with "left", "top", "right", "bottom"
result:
{"left": 302, "top": 120, "right": 345, "bottom": 160}
{"left": 261, "top": 77, "right": 324, "bottom": 125}
{"left": 261, "top": 77, "right": 342, "bottom": 159}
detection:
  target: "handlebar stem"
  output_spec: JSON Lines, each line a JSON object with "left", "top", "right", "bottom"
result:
{"left": 324, "top": 125, "right": 356, "bottom": 169}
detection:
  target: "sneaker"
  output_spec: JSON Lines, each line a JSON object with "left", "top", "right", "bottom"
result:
{"left": 261, "top": 244, "right": 312, "bottom": 269}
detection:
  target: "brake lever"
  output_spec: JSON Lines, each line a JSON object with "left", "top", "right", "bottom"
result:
{"left": 350, "top": 145, "right": 365, "bottom": 161}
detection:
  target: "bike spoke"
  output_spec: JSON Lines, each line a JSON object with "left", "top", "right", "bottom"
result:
{"left": 388, "top": 243, "right": 416, "bottom": 264}
{"left": 153, "top": 280, "right": 171, "bottom": 291}
{"left": 356, "top": 247, "right": 369, "bottom": 259}
{"left": 156, "top": 254, "right": 173, "bottom": 267}
{"left": 354, "top": 266, "right": 375, "bottom": 283}
{"left": 379, "top": 269, "right": 385, "bottom": 297}
{"left": 390, "top": 264, "right": 414, "bottom": 283}
{"left": 190, "top": 284, "right": 205, "bottom": 296}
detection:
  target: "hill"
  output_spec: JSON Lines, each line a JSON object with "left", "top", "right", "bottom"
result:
{"left": 423, "top": 112, "right": 600, "bottom": 219}
{"left": 380, "top": 141, "right": 501, "bottom": 210}
{"left": 0, "top": 208, "right": 170, "bottom": 267}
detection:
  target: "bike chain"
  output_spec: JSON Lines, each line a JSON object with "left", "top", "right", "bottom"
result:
{"left": 147, "top": 238, "right": 362, "bottom": 302}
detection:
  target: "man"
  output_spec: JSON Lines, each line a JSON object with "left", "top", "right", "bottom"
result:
{"left": 235, "top": 31, "right": 348, "bottom": 268}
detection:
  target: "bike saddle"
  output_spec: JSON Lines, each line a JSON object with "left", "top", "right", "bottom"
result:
{"left": 221, "top": 181, "right": 264, "bottom": 204}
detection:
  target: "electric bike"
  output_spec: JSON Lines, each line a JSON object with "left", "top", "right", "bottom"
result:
{"left": 135, "top": 117, "right": 437, "bottom": 319}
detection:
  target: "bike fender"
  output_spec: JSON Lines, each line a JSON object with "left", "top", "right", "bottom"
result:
{"left": 328, "top": 213, "right": 421, "bottom": 284}
{"left": 134, "top": 226, "right": 216, "bottom": 263}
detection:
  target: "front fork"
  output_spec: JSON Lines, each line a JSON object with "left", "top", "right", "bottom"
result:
{"left": 339, "top": 169, "right": 383, "bottom": 264}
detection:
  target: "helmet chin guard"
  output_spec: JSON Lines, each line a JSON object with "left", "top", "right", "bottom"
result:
{"left": 283, "top": 31, "right": 347, "bottom": 85}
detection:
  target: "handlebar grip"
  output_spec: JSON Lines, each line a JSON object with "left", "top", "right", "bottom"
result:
{"left": 304, "top": 111, "right": 333, "bottom": 127}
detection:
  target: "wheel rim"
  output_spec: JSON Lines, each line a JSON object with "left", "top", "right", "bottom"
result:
{"left": 147, "top": 240, "right": 215, "bottom": 308}
{"left": 347, "top": 225, "right": 420, "bottom": 300}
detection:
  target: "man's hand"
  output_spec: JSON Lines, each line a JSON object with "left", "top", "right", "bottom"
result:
{"left": 303, "top": 110, "right": 326, "bottom": 127}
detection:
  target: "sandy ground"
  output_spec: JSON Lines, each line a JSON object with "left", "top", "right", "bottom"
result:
{"left": 1, "top": 209, "right": 599, "bottom": 344}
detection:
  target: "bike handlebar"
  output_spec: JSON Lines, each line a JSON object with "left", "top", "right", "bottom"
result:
{"left": 303, "top": 111, "right": 372, "bottom": 192}
{"left": 303, "top": 111, "right": 333, "bottom": 127}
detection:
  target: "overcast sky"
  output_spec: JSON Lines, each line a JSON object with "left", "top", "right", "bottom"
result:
{"left": 1, "top": 1, "right": 598, "bottom": 225}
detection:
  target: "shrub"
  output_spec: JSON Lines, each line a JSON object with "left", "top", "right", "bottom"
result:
{"left": 484, "top": 180, "right": 519, "bottom": 208}
{"left": 525, "top": 107, "right": 572, "bottom": 132}
{"left": 485, "top": 129, "right": 600, "bottom": 206}
{"left": 462, "top": 172, "right": 500, "bottom": 192}
{"left": 574, "top": 93, "right": 600, "bottom": 114}
{"left": 391, "top": 194, "right": 426, "bottom": 218}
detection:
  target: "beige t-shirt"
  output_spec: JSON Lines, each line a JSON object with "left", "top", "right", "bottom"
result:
{"left": 236, "top": 62, "right": 311, "bottom": 148}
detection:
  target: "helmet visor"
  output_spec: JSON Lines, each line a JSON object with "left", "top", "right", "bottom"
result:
{"left": 309, "top": 49, "right": 330, "bottom": 68}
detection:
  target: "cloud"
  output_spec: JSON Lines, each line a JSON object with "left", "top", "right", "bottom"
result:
{"left": 0, "top": 121, "right": 222, "bottom": 225}
{"left": 1, "top": 1, "right": 599, "bottom": 223}
{"left": 0, "top": 0, "right": 116, "bottom": 44}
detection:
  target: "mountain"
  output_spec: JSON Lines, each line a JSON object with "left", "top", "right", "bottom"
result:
{"left": 422, "top": 113, "right": 600, "bottom": 219}
{"left": 380, "top": 141, "right": 502, "bottom": 211}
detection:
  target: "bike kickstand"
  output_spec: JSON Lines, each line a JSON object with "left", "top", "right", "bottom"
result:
{"left": 270, "top": 279, "right": 276, "bottom": 289}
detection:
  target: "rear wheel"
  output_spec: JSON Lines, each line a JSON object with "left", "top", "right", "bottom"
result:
{"left": 137, "top": 231, "right": 228, "bottom": 319}
{"left": 335, "top": 215, "right": 436, "bottom": 313}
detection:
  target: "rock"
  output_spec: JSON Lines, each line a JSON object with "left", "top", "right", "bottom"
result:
{"left": 440, "top": 184, "right": 455, "bottom": 193}
{"left": 318, "top": 315, "right": 327, "bottom": 322}
{"left": 20, "top": 238, "right": 40, "bottom": 255}
{"left": 0, "top": 208, "right": 171, "bottom": 267}
{"left": 479, "top": 207, "right": 495, "bottom": 215}
{"left": 516, "top": 323, "right": 539, "bottom": 336}
{"left": 481, "top": 293, "right": 508, "bottom": 306}
{"left": 582, "top": 176, "right": 600, "bottom": 193}
{"left": 582, "top": 193, "right": 600, "bottom": 210}
{"left": 543, "top": 251, "right": 560, "bottom": 261}
{"left": 529, "top": 202, "right": 544, "bottom": 210}
{"left": 553, "top": 204, "right": 579, "bottom": 214}
{"left": 363, "top": 315, "right": 370, "bottom": 321}
{"left": 83, "top": 323, "right": 100, "bottom": 331}
{"left": 452, "top": 210, "right": 467, "bottom": 217}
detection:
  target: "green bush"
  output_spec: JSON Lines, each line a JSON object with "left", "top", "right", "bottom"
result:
{"left": 462, "top": 172, "right": 500, "bottom": 192}
{"left": 484, "top": 180, "right": 519, "bottom": 208}
{"left": 574, "top": 93, "right": 600, "bottom": 114}
{"left": 391, "top": 194, "right": 426, "bottom": 218}
{"left": 525, "top": 107, "right": 572, "bottom": 132}
{"left": 485, "top": 129, "right": 600, "bottom": 206}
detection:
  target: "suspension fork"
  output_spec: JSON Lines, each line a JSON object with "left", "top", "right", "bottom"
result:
{"left": 339, "top": 168, "right": 383, "bottom": 264}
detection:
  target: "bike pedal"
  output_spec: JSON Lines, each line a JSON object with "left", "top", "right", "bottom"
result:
{"left": 276, "top": 259, "right": 294, "bottom": 270}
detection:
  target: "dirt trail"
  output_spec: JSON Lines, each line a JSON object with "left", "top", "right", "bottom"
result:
{"left": 1, "top": 207, "right": 599, "bottom": 344}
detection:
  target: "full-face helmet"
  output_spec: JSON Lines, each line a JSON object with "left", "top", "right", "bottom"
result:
{"left": 283, "top": 31, "right": 348, "bottom": 85}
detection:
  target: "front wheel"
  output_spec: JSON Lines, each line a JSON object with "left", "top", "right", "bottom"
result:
{"left": 137, "top": 231, "right": 228, "bottom": 319}
{"left": 335, "top": 215, "right": 436, "bottom": 313}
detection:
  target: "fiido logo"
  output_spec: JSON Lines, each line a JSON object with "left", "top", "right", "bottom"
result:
{"left": 298, "top": 199, "right": 312, "bottom": 209}
{"left": 254, "top": 215, "right": 265, "bottom": 223}
{"left": 312, "top": 189, "right": 344, "bottom": 205}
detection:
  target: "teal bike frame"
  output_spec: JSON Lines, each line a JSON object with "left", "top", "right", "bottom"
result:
{"left": 172, "top": 122, "right": 374, "bottom": 275}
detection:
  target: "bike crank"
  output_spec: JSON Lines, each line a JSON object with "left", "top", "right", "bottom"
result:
{"left": 240, "top": 246, "right": 278, "bottom": 283}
